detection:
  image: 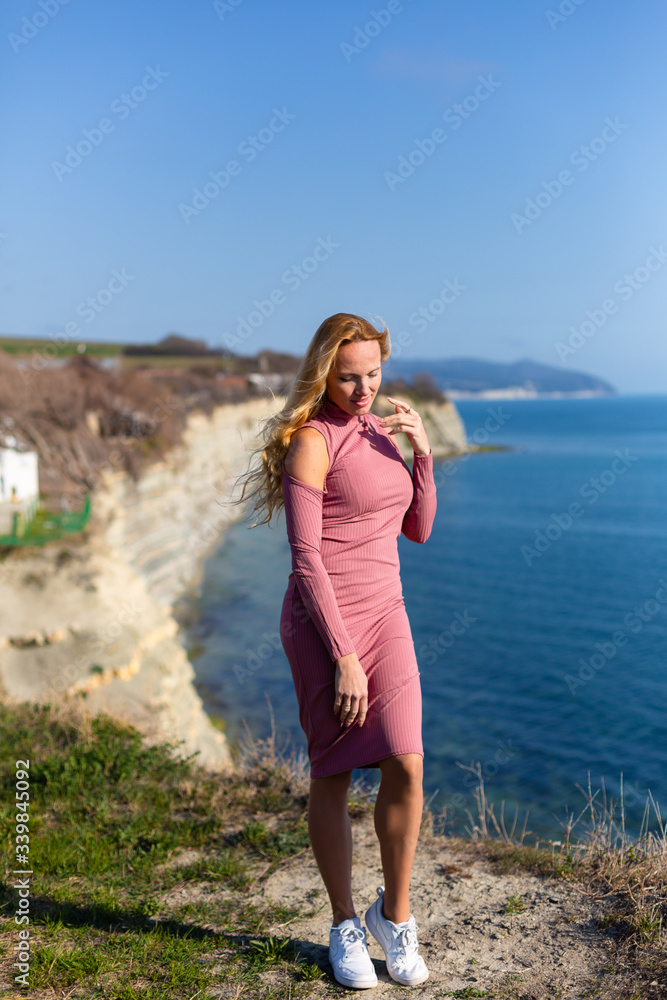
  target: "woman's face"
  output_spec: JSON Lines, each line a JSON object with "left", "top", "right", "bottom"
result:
{"left": 325, "top": 339, "right": 382, "bottom": 416}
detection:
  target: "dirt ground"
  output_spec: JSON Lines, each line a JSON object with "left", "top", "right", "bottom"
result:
{"left": 266, "top": 819, "right": 615, "bottom": 997}
{"left": 163, "top": 812, "right": 629, "bottom": 999}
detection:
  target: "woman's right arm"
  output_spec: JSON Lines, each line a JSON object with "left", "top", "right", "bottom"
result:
{"left": 283, "top": 428, "right": 368, "bottom": 727}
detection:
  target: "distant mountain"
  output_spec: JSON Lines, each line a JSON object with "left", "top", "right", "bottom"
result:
{"left": 381, "top": 356, "right": 616, "bottom": 397}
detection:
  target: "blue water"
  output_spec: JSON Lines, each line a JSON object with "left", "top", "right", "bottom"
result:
{"left": 184, "top": 394, "right": 667, "bottom": 840}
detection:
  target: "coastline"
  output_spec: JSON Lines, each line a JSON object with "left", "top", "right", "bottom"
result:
{"left": 446, "top": 388, "right": 616, "bottom": 400}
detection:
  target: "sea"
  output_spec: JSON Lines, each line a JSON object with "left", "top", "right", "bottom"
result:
{"left": 182, "top": 394, "right": 667, "bottom": 841}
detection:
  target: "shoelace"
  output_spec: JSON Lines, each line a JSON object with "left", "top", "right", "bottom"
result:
{"left": 391, "top": 924, "right": 420, "bottom": 972}
{"left": 335, "top": 924, "right": 367, "bottom": 957}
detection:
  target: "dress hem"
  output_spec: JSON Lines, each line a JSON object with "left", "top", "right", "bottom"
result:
{"left": 310, "top": 746, "right": 424, "bottom": 779}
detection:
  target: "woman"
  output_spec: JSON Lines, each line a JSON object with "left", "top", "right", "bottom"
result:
{"left": 237, "top": 313, "right": 437, "bottom": 989}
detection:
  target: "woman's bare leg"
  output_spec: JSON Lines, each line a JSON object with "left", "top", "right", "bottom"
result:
{"left": 308, "top": 769, "right": 355, "bottom": 925}
{"left": 373, "top": 753, "right": 424, "bottom": 924}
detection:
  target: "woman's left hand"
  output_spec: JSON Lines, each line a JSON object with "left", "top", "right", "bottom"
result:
{"left": 379, "top": 396, "right": 431, "bottom": 456}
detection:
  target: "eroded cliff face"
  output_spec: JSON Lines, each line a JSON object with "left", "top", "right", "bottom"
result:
{"left": 0, "top": 398, "right": 281, "bottom": 772}
{"left": 0, "top": 394, "right": 467, "bottom": 771}
{"left": 94, "top": 398, "right": 279, "bottom": 608}
{"left": 0, "top": 536, "right": 232, "bottom": 769}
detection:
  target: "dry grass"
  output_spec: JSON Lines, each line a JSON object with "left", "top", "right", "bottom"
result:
{"left": 0, "top": 350, "right": 258, "bottom": 504}
{"left": 441, "top": 760, "right": 667, "bottom": 998}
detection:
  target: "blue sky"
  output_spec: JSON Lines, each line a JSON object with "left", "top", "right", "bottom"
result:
{"left": 1, "top": 0, "right": 666, "bottom": 392}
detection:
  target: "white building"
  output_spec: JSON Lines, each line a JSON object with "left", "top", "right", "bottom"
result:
{"left": 0, "top": 437, "right": 39, "bottom": 502}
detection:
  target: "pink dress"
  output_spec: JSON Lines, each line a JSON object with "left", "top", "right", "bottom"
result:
{"left": 280, "top": 395, "right": 437, "bottom": 778}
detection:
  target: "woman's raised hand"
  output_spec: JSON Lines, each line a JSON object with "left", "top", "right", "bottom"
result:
{"left": 333, "top": 652, "right": 368, "bottom": 728}
{"left": 379, "top": 396, "right": 432, "bottom": 457}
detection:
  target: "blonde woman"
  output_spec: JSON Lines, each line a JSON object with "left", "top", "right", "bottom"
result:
{"left": 237, "top": 313, "right": 437, "bottom": 988}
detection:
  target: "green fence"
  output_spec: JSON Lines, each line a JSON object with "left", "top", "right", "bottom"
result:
{"left": 0, "top": 494, "right": 91, "bottom": 546}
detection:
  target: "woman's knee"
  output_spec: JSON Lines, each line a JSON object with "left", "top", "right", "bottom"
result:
{"left": 310, "top": 769, "right": 353, "bottom": 801}
{"left": 380, "top": 753, "right": 423, "bottom": 787}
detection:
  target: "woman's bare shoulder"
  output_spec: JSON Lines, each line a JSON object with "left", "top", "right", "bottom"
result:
{"left": 284, "top": 426, "right": 330, "bottom": 489}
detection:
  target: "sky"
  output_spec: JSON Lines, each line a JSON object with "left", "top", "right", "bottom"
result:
{"left": 1, "top": 0, "right": 666, "bottom": 393}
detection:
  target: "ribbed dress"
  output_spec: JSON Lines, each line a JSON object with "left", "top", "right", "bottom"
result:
{"left": 280, "top": 395, "right": 437, "bottom": 777}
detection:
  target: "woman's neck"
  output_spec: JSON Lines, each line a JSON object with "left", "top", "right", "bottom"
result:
{"left": 323, "top": 395, "right": 358, "bottom": 420}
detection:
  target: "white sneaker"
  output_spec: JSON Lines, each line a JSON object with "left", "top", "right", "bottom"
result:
{"left": 329, "top": 917, "right": 377, "bottom": 990}
{"left": 329, "top": 916, "right": 378, "bottom": 989}
{"left": 365, "top": 886, "right": 429, "bottom": 987}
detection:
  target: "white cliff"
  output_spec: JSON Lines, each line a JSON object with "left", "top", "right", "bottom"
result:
{"left": 0, "top": 398, "right": 281, "bottom": 771}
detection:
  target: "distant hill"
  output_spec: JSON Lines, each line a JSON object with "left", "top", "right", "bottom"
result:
{"left": 381, "top": 356, "right": 616, "bottom": 397}
{"left": 122, "top": 334, "right": 225, "bottom": 357}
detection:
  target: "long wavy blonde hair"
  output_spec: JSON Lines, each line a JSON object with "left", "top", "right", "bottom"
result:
{"left": 228, "top": 312, "right": 391, "bottom": 528}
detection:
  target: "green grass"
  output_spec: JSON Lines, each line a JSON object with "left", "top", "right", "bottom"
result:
{"left": 0, "top": 699, "right": 328, "bottom": 998}
{"left": 503, "top": 894, "right": 526, "bottom": 915}
{"left": 299, "top": 961, "right": 325, "bottom": 981}
{"left": 0, "top": 336, "right": 123, "bottom": 357}
{"left": 0, "top": 335, "right": 229, "bottom": 371}
{"left": 236, "top": 816, "right": 310, "bottom": 859}
{"left": 469, "top": 839, "right": 583, "bottom": 879}
{"left": 248, "top": 936, "right": 295, "bottom": 964}
{"left": 445, "top": 989, "right": 490, "bottom": 999}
